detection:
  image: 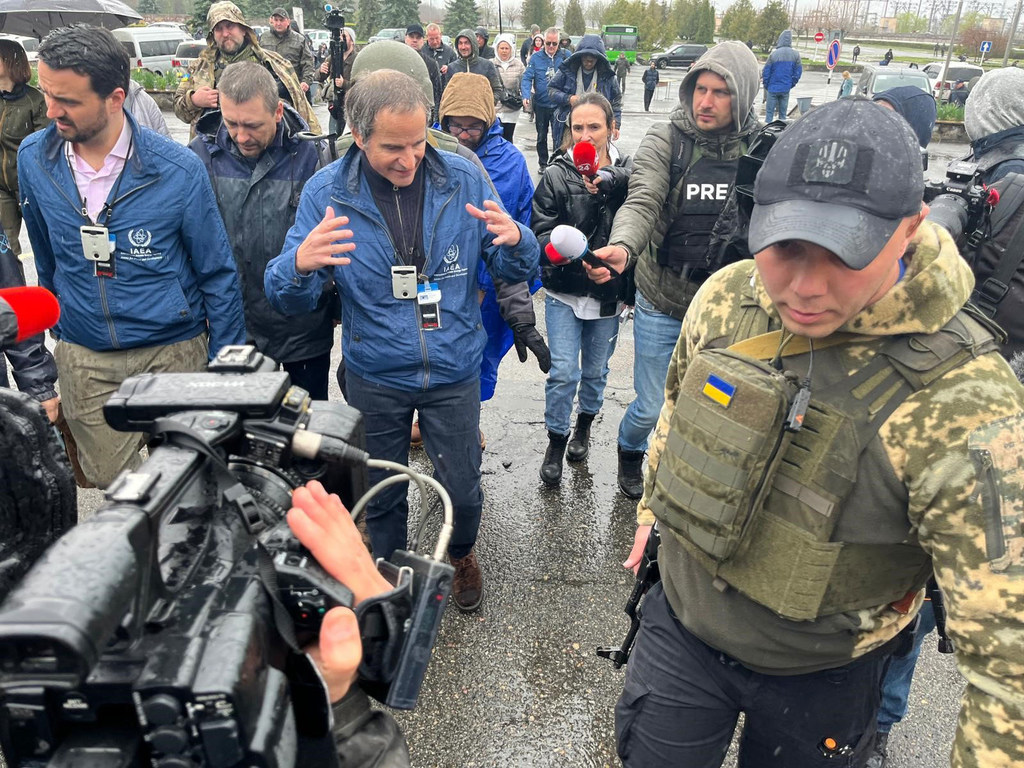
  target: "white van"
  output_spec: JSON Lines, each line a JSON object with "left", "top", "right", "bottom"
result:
{"left": 113, "top": 26, "right": 192, "bottom": 76}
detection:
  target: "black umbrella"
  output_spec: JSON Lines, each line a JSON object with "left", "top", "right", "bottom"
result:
{"left": 0, "top": 0, "right": 142, "bottom": 40}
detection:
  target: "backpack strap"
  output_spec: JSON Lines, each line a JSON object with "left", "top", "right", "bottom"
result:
{"left": 667, "top": 124, "right": 695, "bottom": 197}
{"left": 971, "top": 172, "right": 1024, "bottom": 318}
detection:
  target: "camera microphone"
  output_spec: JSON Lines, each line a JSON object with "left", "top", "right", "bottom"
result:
{"left": 544, "top": 224, "right": 620, "bottom": 278}
{"left": 0, "top": 286, "right": 60, "bottom": 347}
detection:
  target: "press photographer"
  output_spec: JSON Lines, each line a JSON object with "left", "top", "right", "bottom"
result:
{"left": 0, "top": 346, "right": 461, "bottom": 768}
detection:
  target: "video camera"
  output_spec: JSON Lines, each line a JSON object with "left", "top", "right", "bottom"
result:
{"left": 0, "top": 346, "right": 453, "bottom": 768}
{"left": 924, "top": 160, "right": 998, "bottom": 248}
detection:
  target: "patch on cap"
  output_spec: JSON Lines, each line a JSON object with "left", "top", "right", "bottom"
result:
{"left": 801, "top": 139, "right": 858, "bottom": 185}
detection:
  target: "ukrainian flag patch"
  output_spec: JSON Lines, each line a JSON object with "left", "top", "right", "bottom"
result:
{"left": 702, "top": 374, "right": 735, "bottom": 407}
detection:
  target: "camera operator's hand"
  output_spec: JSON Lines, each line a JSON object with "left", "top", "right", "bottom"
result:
{"left": 288, "top": 481, "right": 393, "bottom": 702}
{"left": 296, "top": 206, "right": 356, "bottom": 275}
{"left": 40, "top": 396, "right": 60, "bottom": 424}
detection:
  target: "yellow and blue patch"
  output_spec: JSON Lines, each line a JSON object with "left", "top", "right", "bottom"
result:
{"left": 702, "top": 374, "right": 735, "bottom": 408}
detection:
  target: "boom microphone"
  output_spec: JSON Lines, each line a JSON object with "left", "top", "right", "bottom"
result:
{"left": 0, "top": 286, "right": 60, "bottom": 347}
{"left": 573, "top": 141, "right": 598, "bottom": 178}
{"left": 544, "top": 224, "right": 620, "bottom": 278}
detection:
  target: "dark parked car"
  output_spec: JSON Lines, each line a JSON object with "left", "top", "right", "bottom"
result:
{"left": 649, "top": 43, "right": 708, "bottom": 69}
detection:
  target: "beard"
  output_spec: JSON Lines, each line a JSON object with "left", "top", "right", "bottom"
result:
{"left": 54, "top": 112, "right": 107, "bottom": 145}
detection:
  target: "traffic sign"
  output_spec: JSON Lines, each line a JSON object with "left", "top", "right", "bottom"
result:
{"left": 826, "top": 39, "right": 841, "bottom": 69}
{"left": 980, "top": 40, "right": 992, "bottom": 52}
{"left": 814, "top": 31, "right": 825, "bottom": 43}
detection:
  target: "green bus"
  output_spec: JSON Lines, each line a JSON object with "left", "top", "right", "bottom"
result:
{"left": 601, "top": 24, "right": 638, "bottom": 63}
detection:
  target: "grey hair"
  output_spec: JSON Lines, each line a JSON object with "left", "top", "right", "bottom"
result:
{"left": 544, "top": 26, "right": 560, "bottom": 39}
{"left": 346, "top": 70, "right": 430, "bottom": 140}
{"left": 426, "top": 22, "right": 441, "bottom": 33}
{"left": 217, "top": 61, "right": 279, "bottom": 114}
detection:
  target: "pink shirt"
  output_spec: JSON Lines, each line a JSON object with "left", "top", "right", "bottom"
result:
{"left": 65, "top": 117, "right": 133, "bottom": 225}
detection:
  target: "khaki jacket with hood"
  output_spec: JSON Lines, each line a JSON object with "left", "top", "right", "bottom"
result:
{"left": 173, "top": 2, "right": 320, "bottom": 133}
{"left": 608, "top": 41, "right": 760, "bottom": 319}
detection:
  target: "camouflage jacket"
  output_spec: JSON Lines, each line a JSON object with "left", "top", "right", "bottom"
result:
{"left": 173, "top": 38, "right": 320, "bottom": 134}
{"left": 637, "top": 222, "right": 1024, "bottom": 768}
{"left": 259, "top": 28, "right": 315, "bottom": 86}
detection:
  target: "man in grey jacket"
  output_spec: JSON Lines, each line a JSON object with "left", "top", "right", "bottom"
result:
{"left": 189, "top": 62, "right": 334, "bottom": 398}
{"left": 589, "top": 41, "right": 761, "bottom": 498}
{"left": 260, "top": 7, "right": 315, "bottom": 97}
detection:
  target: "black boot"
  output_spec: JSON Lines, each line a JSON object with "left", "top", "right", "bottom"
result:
{"left": 566, "top": 412, "right": 596, "bottom": 462}
{"left": 540, "top": 431, "right": 568, "bottom": 486}
{"left": 617, "top": 445, "right": 645, "bottom": 499}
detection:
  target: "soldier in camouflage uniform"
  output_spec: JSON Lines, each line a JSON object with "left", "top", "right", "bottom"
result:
{"left": 173, "top": 1, "right": 320, "bottom": 134}
{"left": 615, "top": 99, "right": 1024, "bottom": 767}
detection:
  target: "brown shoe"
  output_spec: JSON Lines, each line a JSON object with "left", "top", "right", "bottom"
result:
{"left": 410, "top": 419, "right": 423, "bottom": 449}
{"left": 479, "top": 429, "right": 486, "bottom": 451}
{"left": 450, "top": 550, "right": 483, "bottom": 612}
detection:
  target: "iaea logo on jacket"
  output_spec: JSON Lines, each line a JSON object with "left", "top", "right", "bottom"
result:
{"left": 444, "top": 243, "right": 459, "bottom": 264}
{"left": 129, "top": 228, "right": 153, "bottom": 248}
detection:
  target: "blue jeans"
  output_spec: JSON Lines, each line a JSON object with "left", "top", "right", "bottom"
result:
{"left": 617, "top": 291, "right": 683, "bottom": 452}
{"left": 344, "top": 372, "right": 482, "bottom": 561}
{"left": 534, "top": 104, "right": 556, "bottom": 165}
{"left": 765, "top": 91, "right": 790, "bottom": 122}
{"left": 877, "top": 601, "right": 937, "bottom": 732}
{"left": 544, "top": 295, "right": 620, "bottom": 435}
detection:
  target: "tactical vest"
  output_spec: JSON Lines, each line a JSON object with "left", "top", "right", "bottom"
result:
{"left": 960, "top": 140, "right": 1024, "bottom": 176}
{"left": 647, "top": 301, "right": 1000, "bottom": 621}
{"left": 657, "top": 154, "right": 736, "bottom": 274}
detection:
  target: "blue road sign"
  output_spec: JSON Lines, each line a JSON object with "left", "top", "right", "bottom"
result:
{"left": 826, "top": 38, "right": 841, "bottom": 69}
{"left": 981, "top": 40, "right": 992, "bottom": 52}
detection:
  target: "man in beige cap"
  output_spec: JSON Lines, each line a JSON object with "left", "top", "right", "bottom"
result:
{"left": 173, "top": 1, "right": 319, "bottom": 133}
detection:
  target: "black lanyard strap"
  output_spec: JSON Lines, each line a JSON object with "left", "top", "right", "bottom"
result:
{"left": 65, "top": 133, "right": 135, "bottom": 226}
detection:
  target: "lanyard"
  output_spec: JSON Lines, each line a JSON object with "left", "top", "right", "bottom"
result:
{"left": 65, "top": 134, "right": 134, "bottom": 226}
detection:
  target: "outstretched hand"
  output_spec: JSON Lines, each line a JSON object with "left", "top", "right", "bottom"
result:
{"left": 466, "top": 200, "right": 522, "bottom": 247}
{"left": 295, "top": 205, "right": 356, "bottom": 275}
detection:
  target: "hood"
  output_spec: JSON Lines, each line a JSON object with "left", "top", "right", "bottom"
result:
{"left": 564, "top": 34, "right": 612, "bottom": 75}
{"left": 493, "top": 32, "right": 516, "bottom": 59}
{"left": 753, "top": 221, "right": 973, "bottom": 337}
{"left": 775, "top": 30, "right": 793, "bottom": 48}
{"left": 439, "top": 72, "right": 496, "bottom": 128}
{"left": 455, "top": 28, "right": 479, "bottom": 62}
{"left": 678, "top": 41, "right": 760, "bottom": 134}
{"left": 965, "top": 67, "right": 1024, "bottom": 142}
{"left": 872, "top": 86, "right": 937, "bottom": 148}
{"left": 205, "top": 1, "right": 257, "bottom": 47}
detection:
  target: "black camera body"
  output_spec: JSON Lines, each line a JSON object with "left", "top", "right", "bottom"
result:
{"left": 0, "top": 347, "right": 448, "bottom": 768}
{"left": 924, "top": 160, "right": 993, "bottom": 246}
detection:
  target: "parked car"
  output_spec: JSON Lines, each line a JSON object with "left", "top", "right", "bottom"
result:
{"left": 172, "top": 40, "right": 208, "bottom": 76}
{"left": 113, "top": 25, "right": 191, "bottom": 76}
{"left": 921, "top": 60, "right": 984, "bottom": 101}
{"left": 855, "top": 65, "right": 931, "bottom": 99}
{"left": 649, "top": 42, "right": 708, "bottom": 69}
{"left": 368, "top": 28, "right": 405, "bottom": 44}
{"left": 0, "top": 33, "right": 38, "bottom": 62}
{"left": 306, "top": 28, "right": 330, "bottom": 47}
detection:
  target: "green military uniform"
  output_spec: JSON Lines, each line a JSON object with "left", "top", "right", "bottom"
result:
{"left": 636, "top": 222, "right": 1024, "bottom": 767}
{"left": 173, "top": 1, "right": 320, "bottom": 134}
{"left": 260, "top": 27, "right": 315, "bottom": 87}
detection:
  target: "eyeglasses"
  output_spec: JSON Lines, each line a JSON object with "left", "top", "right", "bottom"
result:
{"left": 447, "top": 122, "right": 485, "bottom": 138}
{"left": 544, "top": 41, "right": 559, "bottom": 47}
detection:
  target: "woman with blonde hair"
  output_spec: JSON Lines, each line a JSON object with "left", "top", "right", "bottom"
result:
{"left": 0, "top": 39, "right": 47, "bottom": 255}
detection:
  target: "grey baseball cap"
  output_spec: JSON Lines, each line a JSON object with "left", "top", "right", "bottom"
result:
{"left": 748, "top": 99, "right": 925, "bottom": 270}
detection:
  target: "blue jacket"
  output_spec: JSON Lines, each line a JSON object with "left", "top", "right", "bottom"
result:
{"left": 548, "top": 35, "right": 623, "bottom": 127}
{"left": 520, "top": 45, "right": 569, "bottom": 109}
{"left": 762, "top": 30, "right": 802, "bottom": 94}
{"left": 18, "top": 111, "right": 245, "bottom": 358}
{"left": 265, "top": 145, "right": 540, "bottom": 391}
{"left": 473, "top": 119, "right": 538, "bottom": 401}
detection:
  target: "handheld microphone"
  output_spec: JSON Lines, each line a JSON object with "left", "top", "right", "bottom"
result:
{"left": 544, "top": 225, "right": 620, "bottom": 278}
{"left": 0, "top": 286, "right": 60, "bottom": 347}
{"left": 573, "top": 142, "right": 598, "bottom": 178}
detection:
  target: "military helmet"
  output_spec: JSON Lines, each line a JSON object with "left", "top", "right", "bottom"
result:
{"left": 207, "top": 2, "right": 252, "bottom": 37}
{"left": 350, "top": 40, "right": 433, "bottom": 108}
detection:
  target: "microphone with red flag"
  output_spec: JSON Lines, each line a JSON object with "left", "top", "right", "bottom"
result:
{"left": 0, "top": 286, "right": 60, "bottom": 348}
{"left": 543, "top": 225, "right": 620, "bottom": 278}
{"left": 573, "top": 141, "right": 598, "bottom": 178}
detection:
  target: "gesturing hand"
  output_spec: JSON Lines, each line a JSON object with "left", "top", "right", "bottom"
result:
{"left": 295, "top": 205, "right": 356, "bottom": 275}
{"left": 512, "top": 323, "right": 551, "bottom": 372}
{"left": 466, "top": 200, "right": 521, "bottom": 247}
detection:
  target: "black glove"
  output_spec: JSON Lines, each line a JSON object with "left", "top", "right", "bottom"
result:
{"left": 511, "top": 323, "right": 551, "bottom": 373}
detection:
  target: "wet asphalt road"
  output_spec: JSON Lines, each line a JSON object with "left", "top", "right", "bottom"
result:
{"left": 27, "top": 65, "right": 969, "bottom": 767}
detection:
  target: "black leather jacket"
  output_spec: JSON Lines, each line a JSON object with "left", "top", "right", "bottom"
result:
{"left": 531, "top": 149, "right": 633, "bottom": 301}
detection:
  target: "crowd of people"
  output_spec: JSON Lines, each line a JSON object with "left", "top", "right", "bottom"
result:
{"left": 2, "top": 5, "right": 1024, "bottom": 768}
